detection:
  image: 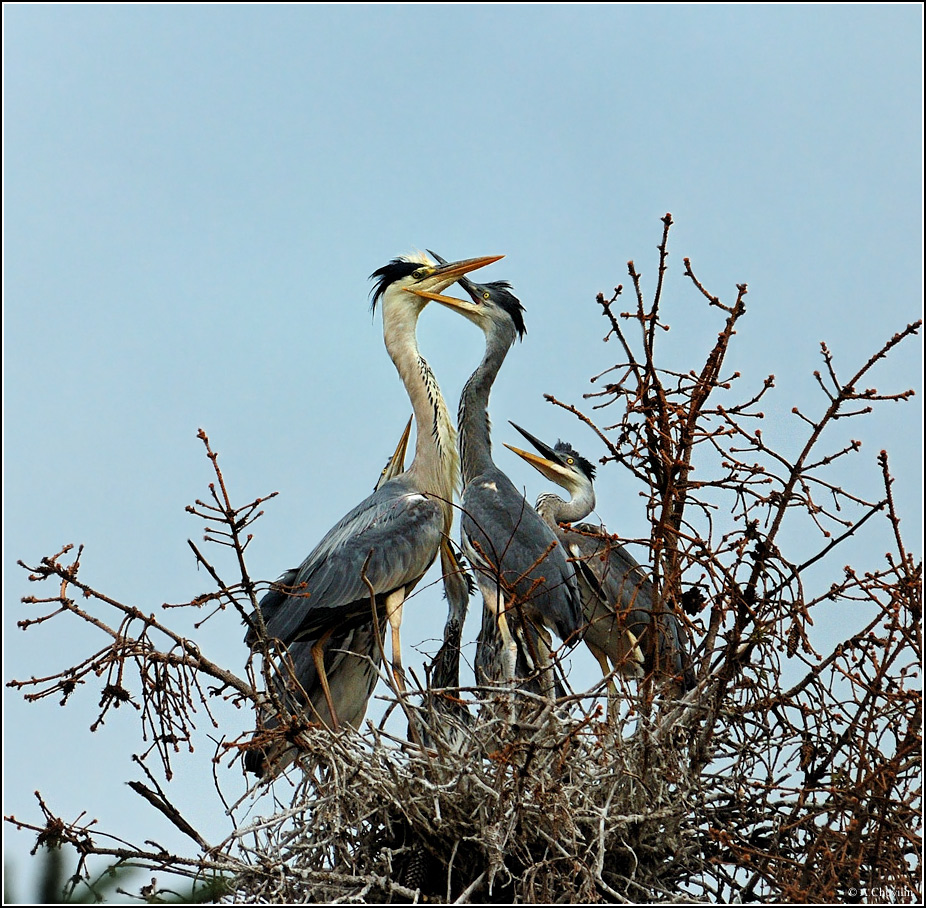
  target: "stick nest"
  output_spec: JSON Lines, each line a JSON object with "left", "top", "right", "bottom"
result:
{"left": 230, "top": 687, "right": 699, "bottom": 904}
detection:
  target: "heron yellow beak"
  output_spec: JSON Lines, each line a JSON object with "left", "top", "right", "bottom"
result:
{"left": 405, "top": 287, "right": 481, "bottom": 315}
{"left": 390, "top": 416, "right": 413, "bottom": 472}
{"left": 376, "top": 415, "right": 413, "bottom": 489}
{"left": 403, "top": 254, "right": 502, "bottom": 308}
{"left": 429, "top": 254, "right": 503, "bottom": 284}
{"left": 503, "top": 444, "right": 576, "bottom": 486}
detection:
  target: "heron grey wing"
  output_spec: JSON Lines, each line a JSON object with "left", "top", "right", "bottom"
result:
{"left": 571, "top": 529, "right": 693, "bottom": 684}
{"left": 569, "top": 540, "right": 625, "bottom": 651}
{"left": 261, "top": 487, "right": 445, "bottom": 643}
{"left": 250, "top": 446, "right": 418, "bottom": 645}
{"left": 461, "top": 474, "right": 582, "bottom": 642}
{"left": 566, "top": 531, "right": 654, "bottom": 626}
{"left": 592, "top": 541, "right": 686, "bottom": 667}
{"left": 463, "top": 510, "right": 581, "bottom": 642}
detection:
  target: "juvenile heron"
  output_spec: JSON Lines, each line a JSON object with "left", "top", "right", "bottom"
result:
{"left": 504, "top": 422, "right": 695, "bottom": 697}
{"left": 408, "top": 538, "right": 476, "bottom": 752}
{"left": 245, "top": 419, "right": 412, "bottom": 777}
{"left": 245, "top": 253, "right": 502, "bottom": 758}
{"left": 411, "top": 257, "right": 582, "bottom": 694}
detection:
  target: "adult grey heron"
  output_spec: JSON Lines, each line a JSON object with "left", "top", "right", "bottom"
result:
{"left": 410, "top": 258, "right": 583, "bottom": 693}
{"left": 245, "top": 252, "right": 503, "bottom": 753}
{"left": 504, "top": 422, "right": 695, "bottom": 697}
{"left": 245, "top": 418, "right": 413, "bottom": 777}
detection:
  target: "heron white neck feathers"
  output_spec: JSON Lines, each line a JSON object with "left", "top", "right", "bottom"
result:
{"left": 381, "top": 282, "right": 459, "bottom": 529}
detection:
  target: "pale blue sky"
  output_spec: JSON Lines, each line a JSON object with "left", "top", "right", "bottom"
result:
{"left": 4, "top": 4, "right": 922, "bottom": 893}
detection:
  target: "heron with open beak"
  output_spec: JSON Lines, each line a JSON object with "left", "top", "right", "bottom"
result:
{"left": 505, "top": 422, "right": 695, "bottom": 702}
{"left": 409, "top": 255, "right": 583, "bottom": 696}
{"left": 245, "top": 253, "right": 503, "bottom": 776}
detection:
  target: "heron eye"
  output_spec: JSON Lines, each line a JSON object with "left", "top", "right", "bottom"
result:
{"left": 482, "top": 291, "right": 490, "bottom": 301}
{"left": 412, "top": 269, "right": 425, "bottom": 280}
{"left": 567, "top": 458, "right": 574, "bottom": 465}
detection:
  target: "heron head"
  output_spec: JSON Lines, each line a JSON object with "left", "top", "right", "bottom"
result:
{"left": 503, "top": 421, "right": 596, "bottom": 496}
{"left": 410, "top": 249, "right": 526, "bottom": 341}
{"left": 369, "top": 252, "right": 503, "bottom": 316}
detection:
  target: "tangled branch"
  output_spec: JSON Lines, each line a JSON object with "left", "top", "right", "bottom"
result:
{"left": 7, "top": 218, "right": 920, "bottom": 903}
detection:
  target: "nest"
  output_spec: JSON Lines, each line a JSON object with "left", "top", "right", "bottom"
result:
{"left": 228, "top": 684, "right": 700, "bottom": 904}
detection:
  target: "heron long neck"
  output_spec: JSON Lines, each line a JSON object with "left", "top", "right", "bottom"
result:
{"left": 383, "top": 301, "right": 459, "bottom": 525}
{"left": 535, "top": 485, "right": 596, "bottom": 526}
{"left": 458, "top": 326, "right": 514, "bottom": 484}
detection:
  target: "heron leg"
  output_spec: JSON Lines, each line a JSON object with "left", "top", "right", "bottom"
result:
{"left": 535, "top": 625, "right": 557, "bottom": 700}
{"left": 496, "top": 607, "right": 518, "bottom": 683}
{"left": 587, "top": 640, "right": 618, "bottom": 722}
{"left": 479, "top": 578, "right": 518, "bottom": 683}
{"left": 311, "top": 627, "right": 340, "bottom": 731}
{"left": 621, "top": 628, "right": 645, "bottom": 678}
{"left": 384, "top": 587, "right": 407, "bottom": 693}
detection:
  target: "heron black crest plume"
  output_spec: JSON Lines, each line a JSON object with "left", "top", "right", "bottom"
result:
{"left": 477, "top": 281, "right": 527, "bottom": 341}
{"left": 553, "top": 440, "right": 596, "bottom": 482}
{"left": 427, "top": 249, "right": 527, "bottom": 340}
{"left": 369, "top": 259, "right": 426, "bottom": 311}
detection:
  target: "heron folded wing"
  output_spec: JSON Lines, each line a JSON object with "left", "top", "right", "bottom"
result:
{"left": 246, "top": 621, "right": 387, "bottom": 776}
{"left": 569, "top": 530, "right": 692, "bottom": 684}
{"left": 461, "top": 471, "right": 582, "bottom": 644}
{"left": 255, "top": 485, "right": 445, "bottom": 644}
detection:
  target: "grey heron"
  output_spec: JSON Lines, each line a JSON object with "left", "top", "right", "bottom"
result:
{"left": 504, "top": 422, "right": 695, "bottom": 698}
{"left": 409, "top": 538, "right": 476, "bottom": 752}
{"left": 245, "top": 252, "right": 503, "bottom": 758}
{"left": 245, "top": 418, "right": 413, "bottom": 777}
{"left": 410, "top": 259, "right": 583, "bottom": 695}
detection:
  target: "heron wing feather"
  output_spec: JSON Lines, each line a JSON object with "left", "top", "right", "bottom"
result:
{"left": 565, "top": 527, "right": 691, "bottom": 679}
{"left": 251, "top": 480, "right": 444, "bottom": 644}
{"left": 461, "top": 472, "right": 582, "bottom": 642}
